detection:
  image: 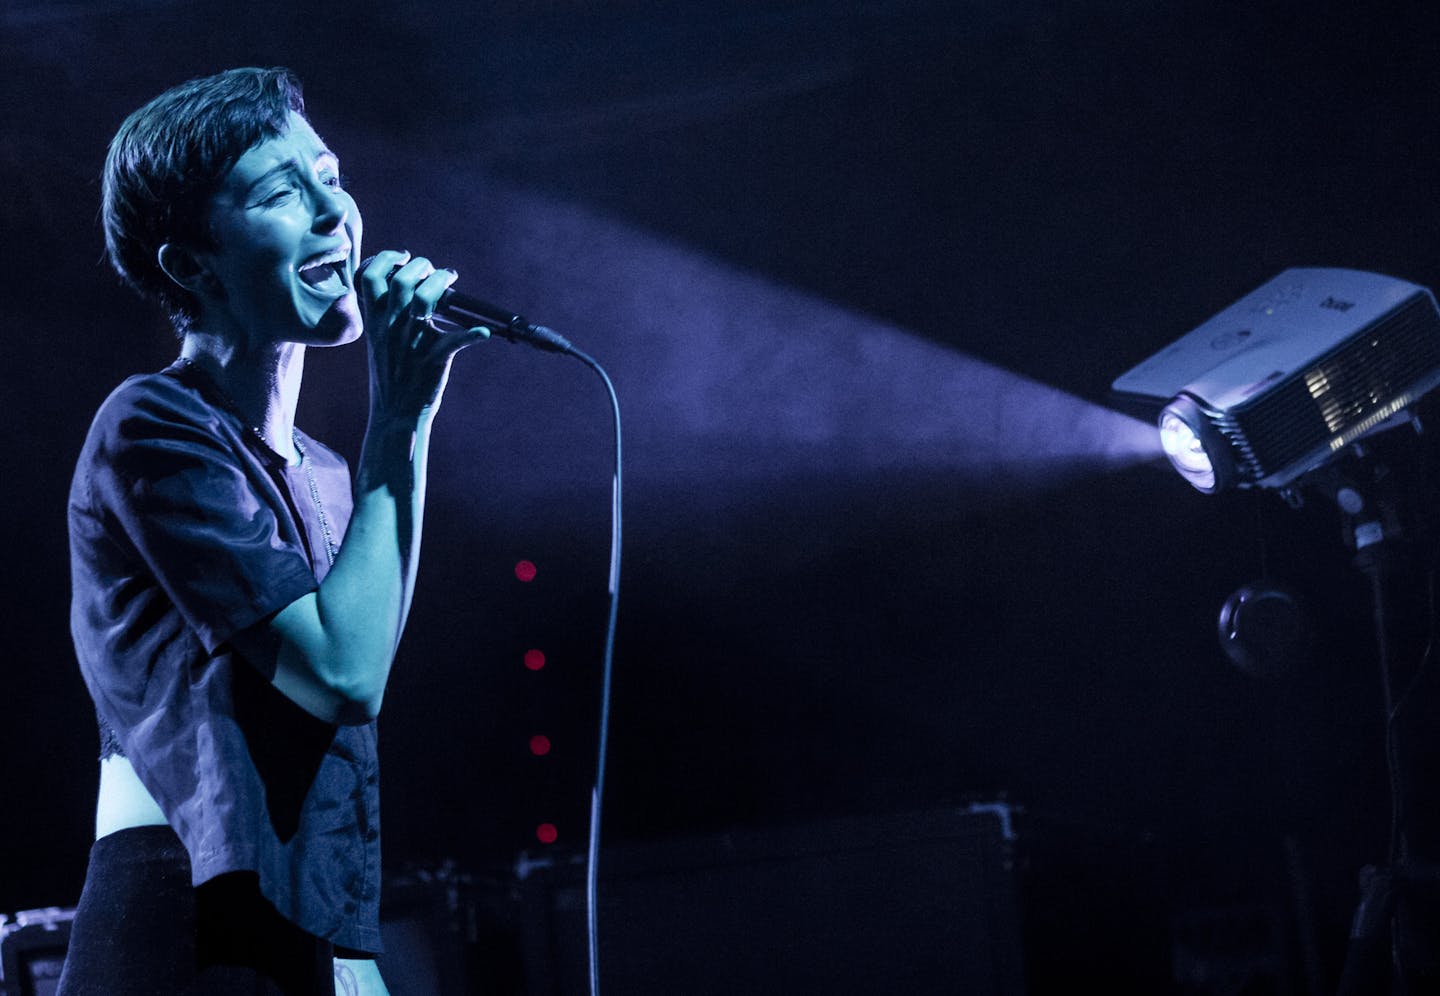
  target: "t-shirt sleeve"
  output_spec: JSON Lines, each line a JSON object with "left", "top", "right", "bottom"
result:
{"left": 89, "top": 384, "right": 320, "bottom": 664}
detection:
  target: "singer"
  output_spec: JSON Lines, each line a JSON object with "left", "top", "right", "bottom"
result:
{"left": 59, "top": 67, "right": 486, "bottom": 996}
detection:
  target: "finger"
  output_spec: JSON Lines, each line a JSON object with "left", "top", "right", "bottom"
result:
{"left": 420, "top": 322, "right": 492, "bottom": 363}
{"left": 412, "top": 268, "right": 459, "bottom": 317}
{"left": 358, "top": 250, "right": 411, "bottom": 302}
{"left": 415, "top": 315, "right": 491, "bottom": 356}
{"left": 387, "top": 257, "right": 440, "bottom": 317}
{"left": 442, "top": 324, "right": 493, "bottom": 355}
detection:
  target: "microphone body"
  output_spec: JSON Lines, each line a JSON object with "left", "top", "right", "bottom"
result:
{"left": 435, "top": 288, "right": 573, "bottom": 355}
{"left": 360, "top": 255, "right": 573, "bottom": 354}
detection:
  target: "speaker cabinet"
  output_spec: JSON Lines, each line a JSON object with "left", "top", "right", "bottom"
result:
{"left": 377, "top": 864, "right": 525, "bottom": 996}
{"left": 0, "top": 908, "right": 74, "bottom": 996}
{"left": 516, "top": 804, "right": 1027, "bottom": 996}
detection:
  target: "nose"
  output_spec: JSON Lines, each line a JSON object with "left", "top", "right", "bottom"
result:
{"left": 311, "top": 181, "right": 349, "bottom": 234}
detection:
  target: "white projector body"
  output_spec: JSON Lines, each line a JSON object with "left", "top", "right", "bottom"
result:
{"left": 1113, "top": 268, "right": 1440, "bottom": 490}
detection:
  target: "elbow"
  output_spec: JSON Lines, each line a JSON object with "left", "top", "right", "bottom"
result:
{"left": 307, "top": 637, "right": 390, "bottom": 724}
{"left": 328, "top": 676, "right": 385, "bottom": 725}
{"left": 317, "top": 659, "right": 387, "bottom": 724}
{"left": 271, "top": 652, "right": 386, "bottom": 726}
{"left": 255, "top": 594, "right": 393, "bottom": 725}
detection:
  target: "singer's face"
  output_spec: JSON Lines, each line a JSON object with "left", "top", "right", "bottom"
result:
{"left": 199, "top": 111, "right": 364, "bottom": 347}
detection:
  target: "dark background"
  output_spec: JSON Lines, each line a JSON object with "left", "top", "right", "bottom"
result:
{"left": 5, "top": 0, "right": 1440, "bottom": 991}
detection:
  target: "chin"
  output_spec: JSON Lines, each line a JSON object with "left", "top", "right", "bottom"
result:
{"left": 307, "top": 295, "right": 363, "bottom": 346}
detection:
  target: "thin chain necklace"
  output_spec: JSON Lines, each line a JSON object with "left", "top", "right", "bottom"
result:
{"left": 175, "top": 357, "right": 337, "bottom": 567}
{"left": 293, "top": 434, "right": 339, "bottom": 567}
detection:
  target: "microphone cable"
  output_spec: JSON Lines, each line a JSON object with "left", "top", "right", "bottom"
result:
{"left": 564, "top": 345, "right": 621, "bottom": 996}
{"left": 440, "top": 297, "right": 619, "bottom": 996}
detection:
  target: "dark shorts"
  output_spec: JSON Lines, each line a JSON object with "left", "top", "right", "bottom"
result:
{"left": 57, "top": 825, "right": 335, "bottom": 996}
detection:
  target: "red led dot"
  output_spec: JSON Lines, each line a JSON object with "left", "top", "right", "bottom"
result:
{"left": 536, "top": 822, "right": 558, "bottom": 844}
{"left": 514, "top": 560, "right": 537, "bottom": 582}
{"left": 529, "top": 734, "right": 552, "bottom": 756}
{"left": 523, "top": 649, "right": 546, "bottom": 671}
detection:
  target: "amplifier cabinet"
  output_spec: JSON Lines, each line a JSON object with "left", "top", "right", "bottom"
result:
{"left": 0, "top": 907, "right": 74, "bottom": 996}
{"left": 515, "top": 803, "right": 1027, "bottom": 996}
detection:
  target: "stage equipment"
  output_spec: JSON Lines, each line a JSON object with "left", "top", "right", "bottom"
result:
{"left": 1112, "top": 269, "right": 1440, "bottom": 493}
{"left": 375, "top": 862, "right": 525, "bottom": 996}
{"left": 0, "top": 907, "right": 74, "bottom": 996}
{"left": 516, "top": 803, "right": 1027, "bottom": 996}
{"left": 1217, "top": 580, "right": 1311, "bottom": 679}
{"left": 1115, "top": 271, "right": 1440, "bottom": 990}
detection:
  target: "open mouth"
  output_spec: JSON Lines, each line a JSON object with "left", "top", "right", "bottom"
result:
{"left": 297, "top": 246, "right": 351, "bottom": 297}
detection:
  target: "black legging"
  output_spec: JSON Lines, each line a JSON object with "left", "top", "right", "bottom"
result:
{"left": 57, "top": 825, "right": 334, "bottom": 996}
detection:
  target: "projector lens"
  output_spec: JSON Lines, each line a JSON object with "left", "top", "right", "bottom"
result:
{"left": 1159, "top": 399, "right": 1221, "bottom": 492}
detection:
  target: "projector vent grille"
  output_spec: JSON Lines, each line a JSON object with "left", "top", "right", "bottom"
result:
{"left": 1214, "top": 292, "right": 1440, "bottom": 483}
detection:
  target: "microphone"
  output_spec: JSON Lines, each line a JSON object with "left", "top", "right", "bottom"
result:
{"left": 361, "top": 256, "right": 573, "bottom": 354}
{"left": 434, "top": 287, "right": 574, "bottom": 355}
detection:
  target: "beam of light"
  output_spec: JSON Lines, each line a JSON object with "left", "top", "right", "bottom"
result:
{"left": 332, "top": 131, "right": 1161, "bottom": 510}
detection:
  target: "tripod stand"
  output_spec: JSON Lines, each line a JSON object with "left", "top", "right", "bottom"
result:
{"left": 1296, "top": 447, "right": 1440, "bottom": 995}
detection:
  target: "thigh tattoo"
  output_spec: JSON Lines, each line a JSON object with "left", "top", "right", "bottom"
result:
{"left": 334, "top": 961, "right": 360, "bottom": 996}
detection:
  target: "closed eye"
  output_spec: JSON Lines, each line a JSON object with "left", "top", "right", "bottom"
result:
{"left": 260, "top": 186, "right": 295, "bottom": 207}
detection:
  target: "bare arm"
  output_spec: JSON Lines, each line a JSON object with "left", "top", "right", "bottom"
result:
{"left": 236, "top": 251, "right": 487, "bottom": 723}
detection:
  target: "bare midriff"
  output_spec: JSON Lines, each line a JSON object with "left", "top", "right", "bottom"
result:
{"left": 95, "top": 755, "right": 166, "bottom": 840}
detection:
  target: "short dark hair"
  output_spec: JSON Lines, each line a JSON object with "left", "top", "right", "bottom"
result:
{"left": 101, "top": 67, "right": 307, "bottom": 333}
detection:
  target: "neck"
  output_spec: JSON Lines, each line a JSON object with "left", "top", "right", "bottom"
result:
{"left": 180, "top": 334, "right": 306, "bottom": 462}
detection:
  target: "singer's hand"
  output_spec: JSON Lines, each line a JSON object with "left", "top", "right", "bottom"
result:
{"left": 357, "top": 250, "right": 490, "bottom": 421}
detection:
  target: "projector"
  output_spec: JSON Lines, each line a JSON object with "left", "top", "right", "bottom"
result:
{"left": 1112, "top": 268, "right": 1440, "bottom": 493}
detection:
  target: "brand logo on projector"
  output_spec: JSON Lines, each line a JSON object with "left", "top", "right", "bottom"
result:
{"left": 1320, "top": 296, "right": 1356, "bottom": 312}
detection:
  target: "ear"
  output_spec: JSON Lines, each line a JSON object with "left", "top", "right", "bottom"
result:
{"left": 156, "top": 243, "right": 219, "bottom": 299}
